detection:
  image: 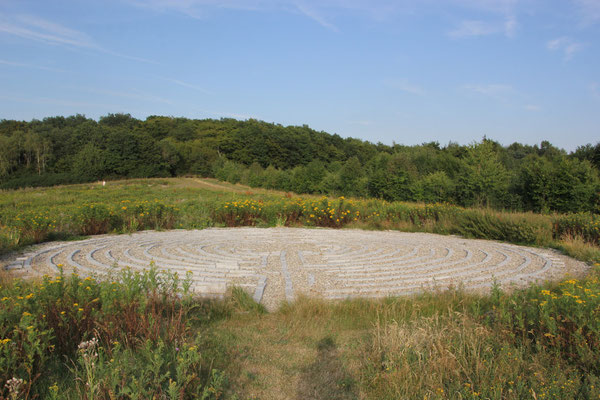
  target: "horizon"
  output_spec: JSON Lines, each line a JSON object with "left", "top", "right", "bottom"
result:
{"left": 1, "top": 0, "right": 599, "bottom": 152}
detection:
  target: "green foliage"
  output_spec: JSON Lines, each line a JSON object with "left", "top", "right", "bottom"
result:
{"left": 554, "top": 212, "right": 600, "bottom": 244}
{"left": 0, "top": 268, "right": 225, "bottom": 399}
{"left": 456, "top": 141, "right": 509, "bottom": 208}
{"left": 2, "top": 115, "right": 598, "bottom": 214}
{"left": 454, "top": 210, "right": 542, "bottom": 245}
{"left": 489, "top": 271, "right": 600, "bottom": 374}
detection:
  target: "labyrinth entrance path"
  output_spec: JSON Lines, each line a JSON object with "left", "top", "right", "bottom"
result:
{"left": 4, "top": 228, "right": 589, "bottom": 310}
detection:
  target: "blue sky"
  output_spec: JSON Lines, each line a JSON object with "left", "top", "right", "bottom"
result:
{"left": 0, "top": 0, "right": 598, "bottom": 151}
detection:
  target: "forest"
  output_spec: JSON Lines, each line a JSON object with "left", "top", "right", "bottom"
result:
{"left": 0, "top": 113, "right": 598, "bottom": 214}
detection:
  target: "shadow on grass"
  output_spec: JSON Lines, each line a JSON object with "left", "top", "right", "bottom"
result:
{"left": 296, "top": 335, "right": 358, "bottom": 400}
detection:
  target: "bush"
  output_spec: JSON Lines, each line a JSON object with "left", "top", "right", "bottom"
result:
{"left": 554, "top": 212, "right": 600, "bottom": 245}
{"left": 454, "top": 210, "right": 540, "bottom": 245}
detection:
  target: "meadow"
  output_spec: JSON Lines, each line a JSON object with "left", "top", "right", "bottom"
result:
{"left": 1, "top": 177, "right": 600, "bottom": 399}
{"left": 1, "top": 177, "right": 598, "bottom": 263}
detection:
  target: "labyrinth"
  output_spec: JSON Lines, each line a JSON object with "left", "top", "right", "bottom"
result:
{"left": 4, "top": 228, "right": 588, "bottom": 310}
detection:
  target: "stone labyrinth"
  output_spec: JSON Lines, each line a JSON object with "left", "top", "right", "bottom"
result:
{"left": 5, "top": 228, "right": 588, "bottom": 310}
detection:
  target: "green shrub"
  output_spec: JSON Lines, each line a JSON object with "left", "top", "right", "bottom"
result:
{"left": 554, "top": 212, "right": 600, "bottom": 244}
{"left": 455, "top": 210, "right": 539, "bottom": 244}
{"left": 0, "top": 267, "right": 225, "bottom": 399}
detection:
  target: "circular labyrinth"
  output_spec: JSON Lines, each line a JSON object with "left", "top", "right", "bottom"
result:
{"left": 4, "top": 228, "right": 589, "bottom": 310}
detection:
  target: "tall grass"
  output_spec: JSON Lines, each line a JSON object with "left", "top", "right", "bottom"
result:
{"left": 3, "top": 261, "right": 600, "bottom": 398}
{"left": 1, "top": 177, "right": 598, "bottom": 263}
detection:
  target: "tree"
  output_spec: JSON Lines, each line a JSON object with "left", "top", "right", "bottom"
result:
{"left": 72, "top": 143, "right": 107, "bottom": 180}
{"left": 456, "top": 141, "right": 509, "bottom": 208}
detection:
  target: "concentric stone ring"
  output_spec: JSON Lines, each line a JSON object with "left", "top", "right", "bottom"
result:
{"left": 4, "top": 228, "right": 589, "bottom": 310}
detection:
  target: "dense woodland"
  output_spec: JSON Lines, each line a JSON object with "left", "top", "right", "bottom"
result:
{"left": 0, "top": 113, "right": 599, "bottom": 213}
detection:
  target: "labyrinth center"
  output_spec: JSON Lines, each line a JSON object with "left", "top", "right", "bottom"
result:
{"left": 8, "top": 228, "right": 587, "bottom": 310}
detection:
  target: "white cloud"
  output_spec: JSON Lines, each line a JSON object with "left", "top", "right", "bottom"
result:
{"left": 448, "top": 15, "right": 517, "bottom": 38}
{"left": 448, "top": 20, "right": 497, "bottom": 37}
{"left": 163, "top": 78, "right": 212, "bottom": 94}
{"left": 0, "top": 59, "right": 66, "bottom": 72}
{"left": 451, "top": 0, "right": 519, "bottom": 14}
{"left": 546, "top": 36, "right": 568, "bottom": 50}
{"left": 546, "top": 37, "right": 584, "bottom": 60}
{"left": 573, "top": 0, "right": 600, "bottom": 25}
{"left": 590, "top": 82, "right": 600, "bottom": 99}
{"left": 463, "top": 83, "right": 515, "bottom": 99}
{"left": 504, "top": 15, "right": 517, "bottom": 37}
{"left": 294, "top": 2, "right": 339, "bottom": 31}
{"left": 124, "top": 0, "right": 524, "bottom": 34}
{"left": 197, "top": 108, "right": 257, "bottom": 120}
{"left": 384, "top": 79, "right": 426, "bottom": 96}
{"left": 0, "top": 14, "right": 156, "bottom": 64}
{"left": 0, "top": 14, "right": 94, "bottom": 48}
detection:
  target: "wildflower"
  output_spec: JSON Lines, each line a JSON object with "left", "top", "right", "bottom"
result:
{"left": 49, "top": 383, "right": 59, "bottom": 393}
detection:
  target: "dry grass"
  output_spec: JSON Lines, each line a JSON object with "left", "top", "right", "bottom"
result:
{"left": 0, "top": 267, "right": 11, "bottom": 286}
{"left": 558, "top": 234, "right": 600, "bottom": 264}
{"left": 366, "top": 313, "right": 496, "bottom": 398}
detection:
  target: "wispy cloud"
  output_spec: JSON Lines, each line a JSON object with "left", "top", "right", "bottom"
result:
{"left": 523, "top": 104, "right": 541, "bottom": 111}
{"left": 504, "top": 15, "right": 517, "bottom": 37}
{"left": 384, "top": 79, "right": 426, "bottom": 96}
{"left": 448, "top": 16, "right": 517, "bottom": 38}
{"left": 573, "top": 0, "right": 600, "bottom": 25}
{"left": 294, "top": 2, "right": 338, "bottom": 31}
{"left": 451, "top": 0, "right": 519, "bottom": 14}
{"left": 0, "top": 58, "right": 66, "bottom": 72}
{"left": 197, "top": 107, "right": 257, "bottom": 120}
{"left": 0, "top": 14, "right": 156, "bottom": 64}
{"left": 0, "top": 14, "right": 94, "bottom": 47}
{"left": 83, "top": 88, "right": 173, "bottom": 104}
{"left": 448, "top": 20, "right": 497, "bottom": 38}
{"left": 546, "top": 37, "right": 584, "bottom": 60}
{"left": 463, "top": 83, "right": 515, "bottom": 100}
{"left": 590, "top": 82, "right": 600, "bottom": 99}
{"left": 163, "top": 78, "right": 212, "bottom": 94}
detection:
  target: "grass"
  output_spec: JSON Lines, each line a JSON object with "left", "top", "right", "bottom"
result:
{"left": 2, "top": 260, "right": 600, "bottom": 398}
{"left": 1, "top": 177, "right": 598, "bottom": 263}
{"left": 6, "top": 266, "right": 599, "bottom": 399}
{"left": 2, "top": 177, "right": 600, "bottom": 398}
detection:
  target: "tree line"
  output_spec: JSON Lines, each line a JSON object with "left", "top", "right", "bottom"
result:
{"left": 0, "top": 113, "right": 598, "bottom": 213}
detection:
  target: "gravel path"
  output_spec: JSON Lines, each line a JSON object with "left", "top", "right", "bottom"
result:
{"left": 3, "top": 228, "right": 590, "bottom": 310}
